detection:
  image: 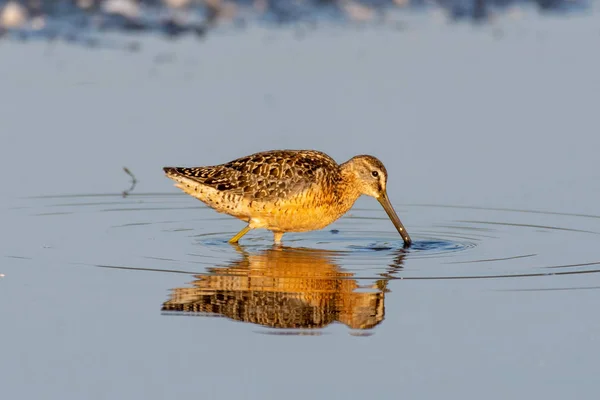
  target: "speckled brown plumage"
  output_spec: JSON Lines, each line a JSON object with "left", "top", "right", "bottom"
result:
{"left": 165, "top": 150, "right": 341, "bottom": 199}
{"left": 163, "top": 149, "right": 411, "bottom": 246}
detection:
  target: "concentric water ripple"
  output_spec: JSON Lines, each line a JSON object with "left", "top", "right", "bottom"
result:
{"left": 16, "top": 192, "right": 600, "bottom": 281}
{"left": 7, "top": 192, "right": 600, "bottom": 332}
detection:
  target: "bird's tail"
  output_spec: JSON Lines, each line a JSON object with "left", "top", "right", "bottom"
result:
{"left": 163, "top": 167, "right": 203, "bottom": 197}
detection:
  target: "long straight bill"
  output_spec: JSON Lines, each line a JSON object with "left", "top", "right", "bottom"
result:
{"left": 377, "top": 192, "right": 412, "bottom": 247}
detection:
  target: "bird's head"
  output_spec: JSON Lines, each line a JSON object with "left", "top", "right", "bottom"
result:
{"left": 342, "top": 155, "right": 412, "bottom": 247}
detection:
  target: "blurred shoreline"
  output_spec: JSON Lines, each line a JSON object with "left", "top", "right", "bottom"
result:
{"left": 0, "top": 0, "right": 592, "bottom": 48}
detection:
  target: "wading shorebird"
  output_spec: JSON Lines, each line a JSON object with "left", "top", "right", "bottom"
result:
{"left": 163, "top": 150, "right": 411, "bottom": 246}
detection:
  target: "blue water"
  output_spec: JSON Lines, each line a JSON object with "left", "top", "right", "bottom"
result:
{"left": 2, "top": 8, "right": 600, "bottom": 400}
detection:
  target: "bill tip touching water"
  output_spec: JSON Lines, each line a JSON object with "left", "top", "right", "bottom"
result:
{"left": 163, "top": 149, "right": 411, "bottom": 247}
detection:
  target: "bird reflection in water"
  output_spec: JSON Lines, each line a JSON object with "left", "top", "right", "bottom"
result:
{"left": 162, "top": 246, "right": 406, "bottom": 331}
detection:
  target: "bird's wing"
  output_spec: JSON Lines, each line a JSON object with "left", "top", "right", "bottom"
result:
{"left": 167, "top": 150, "right": 340, "bottom": 201}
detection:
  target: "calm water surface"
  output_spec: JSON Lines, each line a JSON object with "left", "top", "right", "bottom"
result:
{"left": 2, "top": 11, "right": 600, "bottom": 400}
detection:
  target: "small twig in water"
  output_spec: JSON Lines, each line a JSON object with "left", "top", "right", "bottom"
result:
{"left": 122, "top": 167, "right": 138, "bottom": 198}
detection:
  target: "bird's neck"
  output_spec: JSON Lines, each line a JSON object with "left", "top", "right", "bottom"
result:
{"left": 336, "top": 168, "right": 362, "bottom": 208}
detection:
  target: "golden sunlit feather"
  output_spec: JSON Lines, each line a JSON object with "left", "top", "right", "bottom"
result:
{"left": 163, "top": 149, "right": 411, "bottom": 246}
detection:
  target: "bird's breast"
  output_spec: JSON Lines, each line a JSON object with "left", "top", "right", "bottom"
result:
{"left": 246, "top": 191, "right": 359, "bottom": 232}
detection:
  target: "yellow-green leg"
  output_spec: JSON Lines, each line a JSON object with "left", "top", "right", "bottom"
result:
{"left": 229, "top": 225, "right": 251, "bottom": 244}
{"left": 273, "top": 231, "right": 284, "bottom": 245}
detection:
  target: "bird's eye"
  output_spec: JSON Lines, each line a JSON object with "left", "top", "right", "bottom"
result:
{"left": 371, "top": 171, "right": 379, "bottom": 178}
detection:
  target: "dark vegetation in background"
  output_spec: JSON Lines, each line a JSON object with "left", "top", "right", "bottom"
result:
{"left": 0, "top": 0, "right": 589, "bottom": 45}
